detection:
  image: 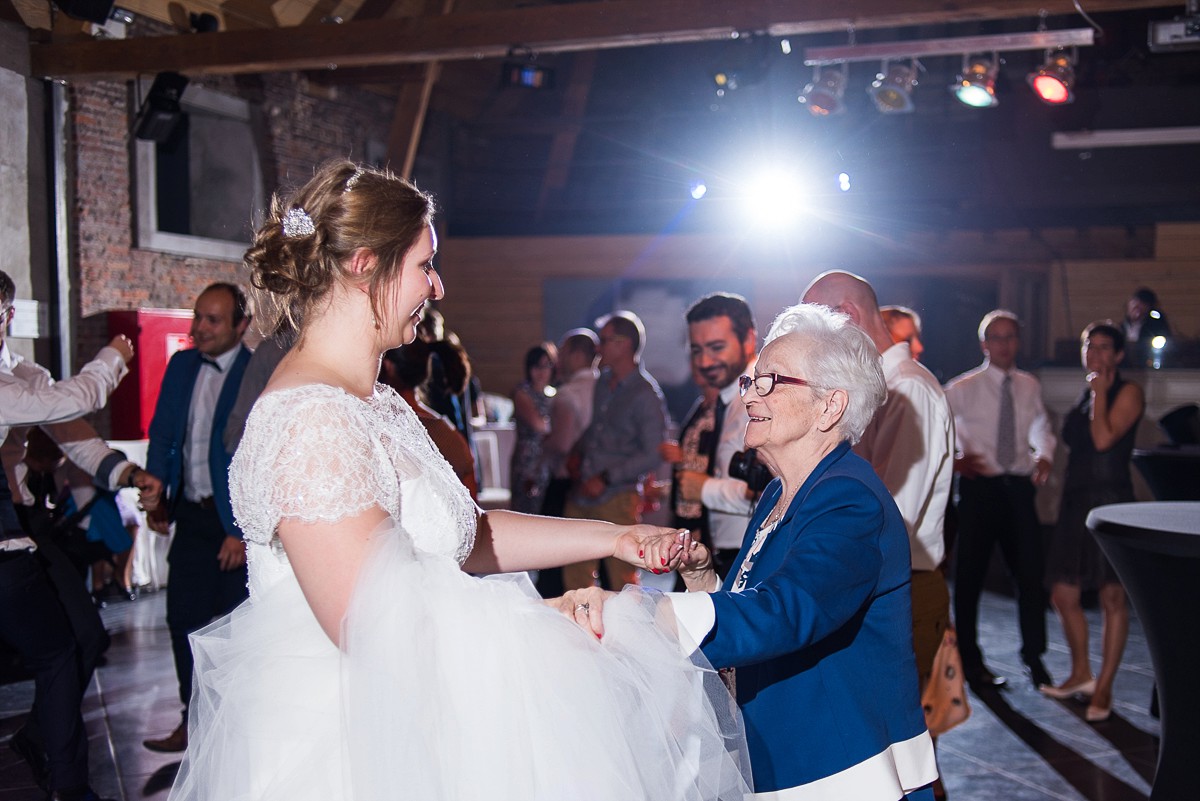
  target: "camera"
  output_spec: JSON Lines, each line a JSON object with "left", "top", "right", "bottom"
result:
{"left": 728, "top": 448, "right": 774, "bottom": 494}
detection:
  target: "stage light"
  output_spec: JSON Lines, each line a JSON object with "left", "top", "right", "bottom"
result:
{"left": 742, "top": 169, "right": 809, "bottom": 227}
{"left": 838, "top": 173, "right": 851, "bottom": 192}
{"left": 133, "top": 72, "right": 189, "bottom": 142}
{"left": 502, "top": 49, "right": 554, "bottom": 90}
{"left": 952, "top": 53, "right": 999, "bottom": 108}
{"left": 1028, "top": 48, "right": 1075, "bottom": 105}
{"left": 798, "top": 65, "right": 848, "bottom": 116}
{"left": 713, "top": 71, "right": 738, "bottom": 97}
{"left": 868, "top": 61, "right": 918, "bottom": 114}
{"left": 690, "top": 182, "right": 708, "bottom": 200}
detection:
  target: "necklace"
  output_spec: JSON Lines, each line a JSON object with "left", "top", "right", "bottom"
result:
{"left": 762, "top": 485, "right": 798, "bottom": 529}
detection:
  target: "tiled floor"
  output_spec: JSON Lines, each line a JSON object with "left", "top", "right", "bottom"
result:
{"left": 1, "top": 585, "right": 1160, "bottom": 800}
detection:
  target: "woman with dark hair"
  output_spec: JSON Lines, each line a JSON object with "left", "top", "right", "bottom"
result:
{"left": 380, "top": 341, "right": 478, "bottom": 499}
{"left": 170, "top": 160, "right": 749, "bottom": 801}
{"left": 1041, "top": 321, "right": 1145, "bottom": 722}
{"left": 509, "top": 344, "right": 556, "bottom": 514}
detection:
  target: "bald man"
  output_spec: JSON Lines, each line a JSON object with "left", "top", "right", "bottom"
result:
{"left": 802, "top": 271, "right": 955, "bottom": 703}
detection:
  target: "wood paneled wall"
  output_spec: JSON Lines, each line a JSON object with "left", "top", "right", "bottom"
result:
{"left": 1047, "top": 222, "right": 1200, "bottom": 346}
{"left": 437, "top": 233, "right": 805, "bottom": 394}
{"left": 440, "top": 223, "right": 1198, "bottom": 396}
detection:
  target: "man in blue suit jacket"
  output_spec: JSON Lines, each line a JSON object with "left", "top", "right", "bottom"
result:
{"left": 143, "top": 283, "right": 252, "bottom": 753}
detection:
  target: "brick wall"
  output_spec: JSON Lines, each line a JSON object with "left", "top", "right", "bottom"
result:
{"left": 68, "top": 42, "right": 392, "bottom": 434}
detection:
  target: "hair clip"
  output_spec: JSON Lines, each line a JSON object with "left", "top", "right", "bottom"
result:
{"left": 344, "top": 168, "right": 366, "bottom": 192}
{"left": 282, "top": 207, "right": 316, "bottom": 238}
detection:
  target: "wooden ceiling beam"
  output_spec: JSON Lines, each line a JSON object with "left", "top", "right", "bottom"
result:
{"left": 351, "top": 0, "right": 400, "bottom": 21}
{"left": 536, "top": 50, "right": 596, "bottom": 218}
{"left": 30, "top": 0, "right": 1175, "bottom": 81}
{"left": 387, "top": 0, "right": 454, "bottom": 178}
{"left": 10, "top": 0, "right": 51, "bottom": 31}
{"left": 218, "top": 0, "right": 279, "bottom": 31}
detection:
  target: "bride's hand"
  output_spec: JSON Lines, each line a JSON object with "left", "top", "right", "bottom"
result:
{"left": 552, "top": 588, "right": 616, "bottom": 639}
{"left": 614, "top": 525, "right": 694, "bottom": 573}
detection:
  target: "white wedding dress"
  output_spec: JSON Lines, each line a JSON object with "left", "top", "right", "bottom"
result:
{"left": 169, "top": 383, "right": 750, "bottom": 801}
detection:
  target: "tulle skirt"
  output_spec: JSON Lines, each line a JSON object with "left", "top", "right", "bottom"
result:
{"left": 170, "top": 521, "right": 751, "bottom": 801}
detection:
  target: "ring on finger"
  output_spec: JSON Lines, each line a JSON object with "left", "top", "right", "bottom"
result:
{"left": 575, "top": 603, "right": 590, "bottom": 613}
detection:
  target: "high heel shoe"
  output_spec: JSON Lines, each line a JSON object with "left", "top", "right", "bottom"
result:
{"left": 1085, "top": 704, "right": 1111, "bottom": 722}
{"left": 1039, "top": 678, "right": 1096, "bottom": 699}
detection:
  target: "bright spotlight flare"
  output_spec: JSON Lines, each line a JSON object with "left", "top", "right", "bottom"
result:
{"left": 1028, "top": 47, "right": 1076, "bottom": 105}
{"left": 743, "top": 169, "right": 809, "bottom": 227}
{"left": 952, "top": 53, "right": 999, "bottom": 108}
{"left": 868, "top": 60, "right": 919, "bottom": 114}
{"left": 798, "top": 64, "right": 848, "bottom": 116}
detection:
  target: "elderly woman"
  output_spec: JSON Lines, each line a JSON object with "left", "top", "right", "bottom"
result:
{"left": 563, "top": 303, "right": 937, "bottom": 800}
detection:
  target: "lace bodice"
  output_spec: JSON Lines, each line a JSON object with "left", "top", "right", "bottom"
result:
{"left": 230, "top": 383, "right": 478, "bottom": 595}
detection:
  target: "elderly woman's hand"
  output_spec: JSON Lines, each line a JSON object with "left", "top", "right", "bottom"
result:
{"left": 552, "top": 587, "right": 616, "bottom": 639}
{"left": 677, "top": 539, "right": 720, "bottom": 593}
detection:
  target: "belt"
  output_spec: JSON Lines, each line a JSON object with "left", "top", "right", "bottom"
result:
{"left": 967, "top": 473, "right": 1031, "bottom": 484}
{"left": 185, "top": 496, "right": 217, "bottom": 511}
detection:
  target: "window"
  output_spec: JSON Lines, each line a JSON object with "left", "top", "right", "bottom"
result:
{"left": 133, "top": 84, "right": 264, "bottom": 261}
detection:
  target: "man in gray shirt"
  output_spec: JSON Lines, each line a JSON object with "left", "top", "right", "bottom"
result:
{"left": 563, "top": 311, "right": 667, "bottom": 592}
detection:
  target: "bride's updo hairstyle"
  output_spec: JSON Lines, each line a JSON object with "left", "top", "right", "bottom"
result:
{"left": 245, "top": 159, "right": 435, "bottom": 342}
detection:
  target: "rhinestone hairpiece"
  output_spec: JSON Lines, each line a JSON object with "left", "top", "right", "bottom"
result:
{"left": 344, "top": 168, "right": 366, "bottom": 192}
{"left": 282, "top": 207, "right": 315, "bottom": 238}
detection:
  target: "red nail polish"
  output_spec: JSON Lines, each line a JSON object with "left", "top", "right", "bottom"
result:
{"left": 638, "top": 550, "right": 644, "bottom": 557}
{"left": 660, "top": 557, "right": 667, "bottom": 566}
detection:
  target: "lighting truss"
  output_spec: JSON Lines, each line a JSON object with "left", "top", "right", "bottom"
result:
{"left": 803, "top": 28, "right": 1094, "bottom": 66}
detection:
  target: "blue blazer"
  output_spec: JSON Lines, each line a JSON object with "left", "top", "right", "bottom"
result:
{"left": 702, "top": 441, "right": 933, "bottom": 796}
{"left": 147, "top": 346, "right": 251, "bottom": 538}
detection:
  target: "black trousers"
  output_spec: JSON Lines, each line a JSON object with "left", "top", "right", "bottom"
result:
{"left": 953, "top": 474, "right": 1047, "bottom": 669}
{"left": 166, "top": 500, "right": 248, "bottom": 708}
{"left": 29, "top": 530, "right": 110, "bottom": 684}
{"left": 0, "top": 552, "right": 89, "bottom": 791}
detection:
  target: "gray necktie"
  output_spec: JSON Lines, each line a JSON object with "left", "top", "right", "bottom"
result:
{"left": 996, "top": 373, "right": 1016, "bottom": 471}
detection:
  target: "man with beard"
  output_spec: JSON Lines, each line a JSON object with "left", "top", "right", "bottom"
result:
{"left": 672, "top": 293, "right": 758, "bottom": 579}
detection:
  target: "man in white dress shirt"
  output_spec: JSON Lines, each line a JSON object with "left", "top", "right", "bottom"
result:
{"left": 541, "top": 329, "right": 599, "bottom": 518}
{"left": 802, "top": 272, "right": 955, "bottom": 702}
{"left": 673, "top": 293, "right": 757, "bottom": 579}
{"left": 944, "top": 310, "right": 1055, "bottom": 690}
{"left": 0, "top": 272, "right": 158, "bottom": 800}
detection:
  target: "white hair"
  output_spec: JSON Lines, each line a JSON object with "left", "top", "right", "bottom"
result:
{"left": 765, "top": 303, "right": 887, "bottom": 444}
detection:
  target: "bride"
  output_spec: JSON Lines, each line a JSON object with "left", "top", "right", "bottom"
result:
{"left": 169, "top": 160, "right": 750, "bottom": 801}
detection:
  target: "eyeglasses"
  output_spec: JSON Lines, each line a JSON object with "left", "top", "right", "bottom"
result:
{"left": 738, "top": 373, "right": 815, "bottom": 397}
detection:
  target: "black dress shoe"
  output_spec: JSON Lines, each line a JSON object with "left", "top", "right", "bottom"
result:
{"left": 965, "top": 665, "right": 1007, "bottom": 691}
{"left": 1024, "top": 657, "right": 1053, "bottom": 689}
{"left": 10, "top": 726, "right": 50, "bottom": 790}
